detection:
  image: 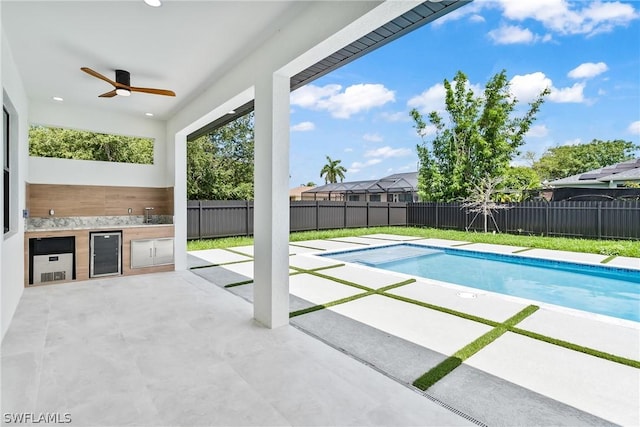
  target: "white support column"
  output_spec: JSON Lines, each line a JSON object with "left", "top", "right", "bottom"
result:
{"left": 173, "top": 132, "right": 188, "bottom": 271}
{"left": 253, "top": 72, "right": 290, "bottom": 329}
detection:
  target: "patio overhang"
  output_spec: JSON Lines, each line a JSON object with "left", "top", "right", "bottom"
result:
{"left": 1, "top": 0, "right": 472, "bottom": 336}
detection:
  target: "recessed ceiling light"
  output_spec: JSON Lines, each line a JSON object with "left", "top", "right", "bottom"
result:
{"left": 52, "top": 96, "right": 63, "bottom": 101}
{"left": 228, "top": 110, "right": 236, "bottom": 114}
{"left": 145, "top": 112, "right": 154, "bottom": 117}
{"left": 144, "top": 0, "right": 162, "bottom": 7}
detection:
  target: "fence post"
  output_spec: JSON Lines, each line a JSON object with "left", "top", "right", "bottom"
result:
{"left": 435, "top": 203, "right": 439, "bottom": 229}
{"left": 246, "top": 200, "right": 251, "bottom": 237}
{"left": 545, "top": 203, "right": 550, "bottom": 236}
{"left": 387, "top": 202, "right": 391, "bottom": 226}
{"left": 597, "top": 201, "right": 602, "bottom": 239}
{"left": 198, "top": 201, "right": 204, "bottom": 240}
{"left": 315, "top": 201, "right": 319, "bottom": 231}
{"left": 366, "top": 202, "right": 370, "bottom": 228}
{"left": 344, "top": 201, "right": 348, "bottom": 229}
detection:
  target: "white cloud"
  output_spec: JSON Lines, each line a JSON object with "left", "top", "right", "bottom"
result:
{"left": 509, "top": 72, "right": 585, "bottom": 103}
{"left": 379, "top": 111, "right": 411, "bottom": 122}
{"left": 291, "top": 83, "right": 395, "bottom": 119}
{"left": 432, "top": 1, "right": 488, "bottom": 26}
{"left": 364, "top": 146, "right": 412, "bottom": 159}
{"left": 469, "top": 14, "right": 486, "bottom": 23}
{"left": 363, "top": 133, "right": 383, "bottom": 142}
{"left": 628, "top": 120, "right": 640, "bottom": 135}
{"left": 488, "top": 25, "right": 536, "bottom": 44}
{"left": 290, "top": 121, "right": 315, "bottom": 132}
{"left": 344, "top": 148, "right": 354, "bottom": 153}
{"left": 526, "top": 125, "right": 549, "bottom": 138}
{"left": 510, "top": 72, "right": 551, "bottom": 102}
{"left": 290, "top": 84, "right": 340, "bottom": 108}
{"left": 568, "top": 62, "right": 608, "bottom": 79}
{"left": 407, "top": 83, "right": 447, "bottom": 113}
{"left": 418, "top": 125, "right": 438, "bottom": 137}
{"left": 549, "top": 82, "right": 585, "bottom": 103}
{"left": 497, "top": 0, "right": 638, "bottom": 36}
{"left": 349, "top": 158, "right": 382, "bottom": 173}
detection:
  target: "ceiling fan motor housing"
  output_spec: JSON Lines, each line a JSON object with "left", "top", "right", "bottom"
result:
{"left": 115, "top": 69, "right": 131, "bottom": 86}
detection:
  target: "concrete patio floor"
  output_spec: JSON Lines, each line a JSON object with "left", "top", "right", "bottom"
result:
{"left": 189, "top": 234, "right": 640, "bottom": 426}
{"left": 1, "top": 271, "right": 472, "bottom": 426}
{"left": 3, "top": 234, "right": 639, "bottom": 426}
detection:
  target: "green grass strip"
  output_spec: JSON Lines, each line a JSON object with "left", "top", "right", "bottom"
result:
{"left": 510, "top": 327, "right": 640, "bottom": 369}
{"left": 600, "top": 255, "right": 616, "bottom": 264}
{"left": 413, "top": 305, "right": 539, "bottom": 390}
{"left": 302, "top": 270, "right": 374, "bottom": 292}
{"left": 382, "top": 293, "right": 499, "bottom": 328}
{"left": 375, "top": 278, "right": 416, "bottom": 293}
{"left": 289, "top": 291, "right": 374, "bottom": 318}
{"left": 189, "top": 258, "right": 253, "bottom": 270}
{"left": 224, "top": 279, "right": 254, "bottom": 288}
{"left": 512, "top": 247, "right": 534, "bottom": 254}
{"left": 222, "top": 248, "right": 254, "bottom": 258}
{"left": 289, "top": 243, "right": 326, "bottom": 251}
{"left": 308, "top": 263, "right": 345, "bottom": 272}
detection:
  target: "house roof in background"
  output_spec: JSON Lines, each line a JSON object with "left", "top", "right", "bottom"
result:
{"left": 303, "top": 172, "right": 417, "bottom": 194}
{"left": 549, "top": 158, "right": 640, "bottom": 186}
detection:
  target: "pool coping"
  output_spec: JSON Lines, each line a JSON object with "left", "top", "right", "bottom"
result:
{"left": 311, "top": 239, "right": 640, "bottom": 329}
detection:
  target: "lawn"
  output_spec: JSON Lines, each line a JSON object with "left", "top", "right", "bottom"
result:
{"left": 187, "top": 226, "right": 640, "bottom": 258}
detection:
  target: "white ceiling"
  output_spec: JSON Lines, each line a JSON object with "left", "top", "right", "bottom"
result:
{"left": 2, "top": 1, "right": 309, "bottom": 120}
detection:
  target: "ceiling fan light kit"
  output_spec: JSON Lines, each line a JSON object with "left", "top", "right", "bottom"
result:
{"left": 81, "top": 67, "right": 176, "bottom": 98}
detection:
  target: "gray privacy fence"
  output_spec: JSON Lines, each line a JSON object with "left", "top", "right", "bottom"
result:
{"left": 187, "top": 200, "right": 408, "bottom": 240}
{"left": 188, "top": 200, "right": 640, "bottom": 241}
{"left": 407, "top": 201, "right": 640, "bottom": 240}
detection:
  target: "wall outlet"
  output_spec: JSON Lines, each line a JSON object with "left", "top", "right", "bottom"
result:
{"left": 128, "top": 208, "right": 133, "bottom": 214}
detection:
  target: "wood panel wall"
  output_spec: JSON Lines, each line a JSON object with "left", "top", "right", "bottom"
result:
{"left": 25, "top": 225, "right": 174, "bottom": 286}
{"left": 26, "top": 184, "right": 174, "bottom": 217}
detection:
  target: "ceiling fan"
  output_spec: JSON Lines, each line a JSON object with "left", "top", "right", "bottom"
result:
{"left": 81, "top": 67, "right": 176, "bottom": 98}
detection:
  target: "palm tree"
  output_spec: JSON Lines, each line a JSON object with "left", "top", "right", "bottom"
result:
{"left": 320, "top": 155, "right": 347, "bottom": 184}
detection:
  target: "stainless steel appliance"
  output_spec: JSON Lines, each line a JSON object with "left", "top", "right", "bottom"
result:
{"left": 33, "top": 253, "right": 73, "bottom": 284}
{"left": 90, "top": 231, "right": 122, "bottom": 277}
{"left": 29, "top": 236, "right": 75, "bottom": 285}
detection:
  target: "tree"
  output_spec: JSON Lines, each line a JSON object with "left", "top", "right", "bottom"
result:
{"left": 187, "top": 113, "right": 255, "bottom": 200}
{"left": 320, "top": 156, "right": 347, "bottom": 184}
{"left": 29, "top": 126, "right": 153, "bottom": 164}
{"left": 303, "top": 182, "right": 316, "bottom": 187}
{"left": 495, "top": 166, "right": 541, "bottom": 202}
{"left": 533, "top": 139, "right": 639, "bottom": 181}
{"left": 462, "top": 177, "right": 510, "bottom": 233}
{"left": 411, "top": 70, "right": 549, "bottom": 201}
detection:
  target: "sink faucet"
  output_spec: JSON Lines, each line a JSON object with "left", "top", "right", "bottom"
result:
{"left": 144, "top": 207, "right": 154, "bottom": 224}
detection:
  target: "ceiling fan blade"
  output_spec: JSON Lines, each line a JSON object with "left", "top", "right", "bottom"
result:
{"left": 99, "top": 90, "right": 117, "bottom": 98}
{"left": 130, "top": 86, "right": 176, "bottom": 97}
{"left": 81, "top": 67, "right": 117, "bottom": 87}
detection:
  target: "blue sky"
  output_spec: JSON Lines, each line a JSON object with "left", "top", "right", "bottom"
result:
{"left": 288, "top": 0, "right": 640, "bottom": 187}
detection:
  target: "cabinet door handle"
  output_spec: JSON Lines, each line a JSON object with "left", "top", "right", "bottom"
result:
{"left": 154, "top": 247, "right": 157, "bottom": 257}
{"left": 149, "top": 248, "right": 153, "bottom": 257}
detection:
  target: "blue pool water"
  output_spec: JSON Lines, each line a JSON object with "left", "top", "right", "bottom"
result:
{"left": 322, "top": 244, "right": 640, "bottom": 322}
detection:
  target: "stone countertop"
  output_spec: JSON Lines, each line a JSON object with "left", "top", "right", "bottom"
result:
{"left": 26, "top": 223, "right": 174, "bottom": 233}
{"left": 25, "top": 215, "right": 174, "bottom": 233}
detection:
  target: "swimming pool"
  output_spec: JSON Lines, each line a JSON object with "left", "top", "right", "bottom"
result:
{"left": 322, "top": 244, "right": 640, "bottom": 322}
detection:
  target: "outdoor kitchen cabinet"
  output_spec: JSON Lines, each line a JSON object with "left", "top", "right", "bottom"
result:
{"left": 130, "top": 238, "right": 174, "bottom": 268}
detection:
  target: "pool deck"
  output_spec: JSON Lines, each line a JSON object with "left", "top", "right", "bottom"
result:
{"left": 4, "top": 235, "right": 635, "bottom": 426}
{"left": 189, "top": 234, "right": 640, "bottom": 426}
